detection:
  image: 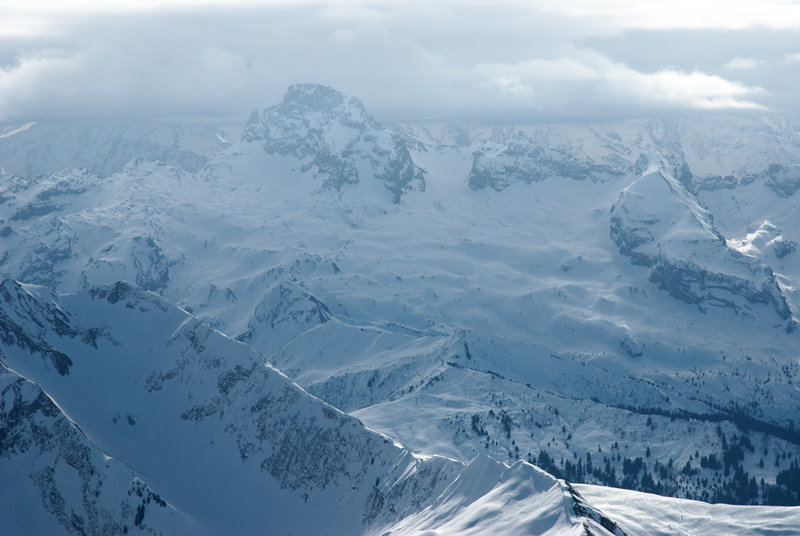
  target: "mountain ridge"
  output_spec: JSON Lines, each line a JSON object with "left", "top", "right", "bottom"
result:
{"left": 0, "top": 278, "right": 628, "bottom": 536}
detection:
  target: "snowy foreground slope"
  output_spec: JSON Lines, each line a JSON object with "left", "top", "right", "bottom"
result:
{"left": 0, "top": 280, "right": 623, "bottom": 535}
{"left": 3, "top": 83, "right": 800, "bottom": 532}
{"left": 2, "top": 280, "right": 798, "bottom": 535}
{"left": 575, "top": 484, "right": 800, "bottom": 536}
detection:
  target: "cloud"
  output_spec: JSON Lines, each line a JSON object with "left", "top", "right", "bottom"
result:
{"left": 0, "top": 39, "right": 265, "bottom": 121}
{"left": 622, "top": 69, "right": 764, "bottom": 110}
{"left": 725, "top": 57, "right": 763, "bottom": 70}
{"left": 0, "top": 1, "right": 793, "bottom": 122}
{"left": 535, "top": 0, "right": 800, "bottom": 32}
{"left": 484, "top": 76, "right": 534, "bottom": 97}
{"left": 782, "top": 52, "right": 800, "bottom": 63}
{"left": 9, "top": 1, "right": 800, "bottom": 36}
{"left": 470, "top": 53, "right": 764, "bottom": 114}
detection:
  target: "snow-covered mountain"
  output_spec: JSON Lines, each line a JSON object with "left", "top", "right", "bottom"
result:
{"left": 468, "top": 130, "right": 625, "bottom": 190}
{"left": 0, "top": 120, "right": 235, "bottom": 178}
{"left": 0, "top": 279, "right": 632, "bottom": 535}
{"left": 610, "top": 154, "right": 793, "bottom": 324}
{"left": 242, "top": 83, "right": 425, "bottom": 202}
{"left": 2, "top": 83, "right": 800, "bottom": 533}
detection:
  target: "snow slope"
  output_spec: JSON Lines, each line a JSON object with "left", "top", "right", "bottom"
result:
{"left": 0, "top": 279, "right": 625, "bottom": 535}
{"left": 576, "top": 484, "right": 800, "bottom": 536}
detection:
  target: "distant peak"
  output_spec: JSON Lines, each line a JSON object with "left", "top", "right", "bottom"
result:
{"left": 243, "top": 82, "right": 383, "bottom": 144}
{"left": 281, "top": 83, "right": 364, "bottom": 114}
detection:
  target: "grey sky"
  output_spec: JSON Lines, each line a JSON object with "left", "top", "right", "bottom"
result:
{"left": 1, "top": 1, "right": 799, "bottom": 123}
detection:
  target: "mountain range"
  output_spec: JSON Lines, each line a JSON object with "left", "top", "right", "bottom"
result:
{"left": 2, "top": 83, "right": 800, "bottom": 534}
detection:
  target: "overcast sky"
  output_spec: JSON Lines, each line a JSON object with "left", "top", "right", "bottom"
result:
{"left": 1, "top": 0, "right": 799, "bottom": 123}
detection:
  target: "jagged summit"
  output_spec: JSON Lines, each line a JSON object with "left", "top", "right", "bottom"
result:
{"left": 242, "top": 82, "right": 379, "bottom": 143}
{"left": 281, "top": 83, "right": 370, "bottom": 118}
{"left": 241, "top": 83, "right": 424, "bottom": 202}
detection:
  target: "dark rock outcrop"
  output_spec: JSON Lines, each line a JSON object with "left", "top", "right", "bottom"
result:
{"left": 469, "top": 131, "right": 624, "bottom": 191}
{"left": 243, "top": 83, "right": 425, "bottom": 202}
{"left": 610, "top": 168, "right": 793, "bottom": 324}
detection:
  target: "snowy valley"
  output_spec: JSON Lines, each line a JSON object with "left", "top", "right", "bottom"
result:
{"left": 2, "top": 83, "right": 800, "bottom": 535}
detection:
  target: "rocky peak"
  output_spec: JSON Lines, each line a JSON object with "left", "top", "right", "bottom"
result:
{"left": 242, "top": 83, "right": 379, "bottom": 144}
{"left": 281, "top": 83, "right": 368, "bottom": 119}
{"left": 610, "top": 167, "right": 794, "bottom": 326}
{"left": 241, "top": 83, "right": 424, "bottom": 202}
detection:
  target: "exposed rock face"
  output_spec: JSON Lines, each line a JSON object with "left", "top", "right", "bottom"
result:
{"left": 0, "top": 373, "right": 183, "bottom": 536}
{"left": 130, "top": 235, "right": 170, "bottom": 292}
{"left": 0, "top": 167, "right": 173, "bottom": 294}
{"left": 15, "top": 216, "right": 78, "bottom": 288}
{"left": 468, "top": 131, "right": 624, "bottom": 191}
{"left": 764, "top": 163, "right": 800, "bottom": 198}
{"left": 664, "top": 158, "right": 800, "bottom": 198}
{"left": 610, "top": 167, "right": 793, "bottom": 324}
{"left": 0, "top": 280, "right": 75, "bottom": 376}
{"left": 243, "top": 83, "right": 425, "bottom": 202}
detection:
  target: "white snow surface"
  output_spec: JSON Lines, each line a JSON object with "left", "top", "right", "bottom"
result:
{"left": 576, "top": 484, "right": 800, "bottom": 536}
